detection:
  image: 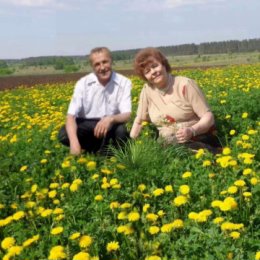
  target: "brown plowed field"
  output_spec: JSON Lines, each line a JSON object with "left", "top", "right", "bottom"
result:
{"left": 0, "top": 66, "right": 225, "bottom": 91}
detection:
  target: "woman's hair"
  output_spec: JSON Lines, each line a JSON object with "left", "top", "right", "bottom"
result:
{"left": 134, "top": 47, "right": 171, "bottom": 81}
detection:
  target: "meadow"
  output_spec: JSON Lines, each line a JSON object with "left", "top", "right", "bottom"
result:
{"left": 0, "top": 64, "right": 259, "bottom": 260}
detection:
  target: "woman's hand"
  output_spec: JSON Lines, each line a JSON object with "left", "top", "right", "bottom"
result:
{"left": 176, "top": 127, "right": 193, "bottom": 143}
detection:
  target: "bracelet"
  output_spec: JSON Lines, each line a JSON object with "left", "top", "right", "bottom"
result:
{"left": 190, "top": 126, "right": 196, "bottom": 137}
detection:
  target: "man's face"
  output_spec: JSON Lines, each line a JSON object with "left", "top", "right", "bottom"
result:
{"left": 91, "top": 51, "right": 112, "bottom": 86}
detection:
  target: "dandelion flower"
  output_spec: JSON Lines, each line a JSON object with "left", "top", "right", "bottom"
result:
{"left": 173, "top": 195, "right": 188, "bottom": 206}
{"left": 165, "top": 185, "right": 173, "bottom": 192}
{"left": 152, "top": 188, "right": 164, "bottom": 197}
{"left": 145, "top": 256, "right": 161, "bottom": 260}
{"left": 148, "top": 226, "right": 160, "bottom": 235}
{"left": 86, "top": 161, "right": 96, "bottom": 170}
{"left": 94, "top": 195, "right": 103, "bottom": 201}
{"left": 20, "top": 165, "right": 28, "bottom": 172}
{"left": 229, "top": 231, "right": 240, "bottom": 239}
{"left": 51, "top": 226, "right": 64, "bottom": 235}
{"left": 234, "top": 180, "right": 246, "bottom": 187}
{"left": 182, "top": 171, "right": 192, "bottom": 178}
{"left": 241, "top": 112, "right": 248, "bottom": 119}
{"left": 1, "top": 237, "right": 16, "bottom": 250}
{"left": 8, "top": 246, "right": 23, "bottom": 256}
{"left": 73, "top": 252, "right": 90, "bottom": 260}
{"left": 229, "top": 129, "right": 236, "bottom": 135}
{"left": 227, "top": 186, "right": 238, "bottom": 194}
{"left": 106, "top": 241, "right": 119, "bottom": 252}
{"left": 79, "top": 235, "right": 92, "bottom": 248}
{"left": 179, "top": 185, "right": 190, "bottom": 195}
{"left": 69, "top": 232, "right": 81, "bottom": 240}
{"left": 146, "top": 213, "right": 158, "bottom": 222}
{"left": 128, "top": 212, "right": 140, "bottom": 222}
{"left": 48, "top": 245, "right": 66, "bottom": 260}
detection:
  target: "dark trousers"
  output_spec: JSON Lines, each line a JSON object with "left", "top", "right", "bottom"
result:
{"left": 58, "top": 118, "right": 129, "bottom": 154}
{"left": 184, "top": 133, "right": 222, "bottom": 155}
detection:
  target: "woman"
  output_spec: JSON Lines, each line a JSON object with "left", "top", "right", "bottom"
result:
{"left": 130, "top": 47, "right": 221, "bottom": 154}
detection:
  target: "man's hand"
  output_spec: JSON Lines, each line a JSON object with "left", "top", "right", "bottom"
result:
{"left": 94, "top": 116, "right": 114, "bottom": 138}
{"left": 70, "top": 140, "right": 81, "bottom": 155}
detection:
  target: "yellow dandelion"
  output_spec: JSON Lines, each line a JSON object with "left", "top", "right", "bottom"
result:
{"left": 69, "top": 232, "right": 81, "bottom": 240}
{"left": 227, "top": 186, "right": 238, "bottom": 194}
{"left": 179, "top": 185, "right": 190, "bottom": 195}
{"left": 229, "top": 129, "right": 236, "bottom": 135}
{"left": 1, "top": 237, "right": 16, "bottom": 250}
{"left": 182, "top": 171, "right": 192, "bottom": 178}
{"left": 20, "top": 165, "right": 28, "bottom": 172}
{"left": 234, "top": 179, "right": 246, "bottom": 187}
{"left": 79, "top": 235, "right": 92, "bottom": 248}
{"left": 165, "top": 185, "right": 173, "bottom": 192}
{"left": 152, "top": 188, "right": 164, "bottom": 197}
{"left": 117, "top": 211, "right": 128, "bottom": 220}
{"left": 86, "top": 161, "right": 96, "bottom": 171}
{"left": 173, "top": 195, "right": 188, "bottom": 206}
{"left": 128, "top": 212, "right": 140, "bottom": 222}
{"left": 222, "top": 147, "right": 231, "bottom": 155}
{"left": 241, "top": 112, "right": 248, "bottom": 119}
{"left": 110, "top": 201, "right": 120, "bottom": 210}
{"left": 149, "top": 226, "right": 160, "bottom": 235}
{"left": 70, "top": 183, "right": 79, "bottom": 192}
{"left": 229, "top": 231, "right": 240, "bottom": 239}
{"left": 138, "top": 184, "right": 146, "bottom": 192}
{"left": 213, "top": 217, "right": 224, "bottom": 224}
{"left": 50, "top": 226, "right": 64, "bottom": 235}
{"left": 48, "top": 245, "right": 66, "bottom": 260}
{"left": 145, "top": 256, "right": 161, "bottom": 260}
{"left": 250, "top": 177, "right": 258, "bottom": 185}
{"left": 146, "top": 213, "right": 158, "bottom": 222}
{"left": 73, "top": 252, "right": 90, "bottom": 260}
{"left": 94, "top": 195, "right": 103, "bottom": 201}
{"left": 12, "top": 211, "right": 25, "bottom": 221}
{"left": 106, "top": 241, "right": 120, "bottom": 252}
{"left": 40, "top": 159, "right": 48, "bottom": 164}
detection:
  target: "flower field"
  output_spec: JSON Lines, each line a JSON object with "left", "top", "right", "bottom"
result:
{"left": 0, "top": 64, "right": 259, "bottom": 260}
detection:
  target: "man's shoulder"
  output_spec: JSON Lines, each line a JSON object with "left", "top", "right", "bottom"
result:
{"left": 113, "top": 72, "right": 131, "bottom": 86}
{"left": 75, "top": 73, "right": 97, "bottom": 87}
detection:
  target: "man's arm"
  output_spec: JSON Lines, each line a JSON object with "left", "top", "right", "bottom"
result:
{"left": 94, "top": 112, "right": 131, "bottom": 139}
{"left": 66, "top": 114, "right": 81, "bottom": 155}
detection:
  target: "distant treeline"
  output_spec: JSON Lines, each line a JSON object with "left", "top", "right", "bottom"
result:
{"left": 2, "top": 38, "right": 260, "bottom": 67}
{"left": 113, "top": 38, "right": 260, "bottom": 60}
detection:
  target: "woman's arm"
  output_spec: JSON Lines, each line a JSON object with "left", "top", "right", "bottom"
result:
{"left": 130, "top": 117, "right": 143, "bottom": 139}
{"left": 176, "top": 111, "right": 215, "bottom": 143}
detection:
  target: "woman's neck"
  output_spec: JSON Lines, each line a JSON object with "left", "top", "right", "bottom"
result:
{"left": 156, "top": 74, "right": 172, "bottom": 95}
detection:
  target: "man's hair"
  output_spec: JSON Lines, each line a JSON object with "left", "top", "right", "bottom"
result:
{"left": 134, "top": 47, "right": 171, "bottom": 81}
{"left": 89, "top": 47, "right": 112, "bottom": 64}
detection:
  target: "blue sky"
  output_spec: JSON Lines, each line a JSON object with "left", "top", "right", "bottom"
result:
{"left": 0, "top": 0, "right": 259, "bottom": 59}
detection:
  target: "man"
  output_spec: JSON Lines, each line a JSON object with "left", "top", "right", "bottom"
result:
{"left": 58, "top": 47, "right": 132, "bottom": 155}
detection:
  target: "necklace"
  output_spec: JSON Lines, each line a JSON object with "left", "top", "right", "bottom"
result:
{"left": 156, "top": 75, "right": 172, "bottom": 96}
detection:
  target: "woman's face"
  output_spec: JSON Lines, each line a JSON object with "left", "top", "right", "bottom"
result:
{"left": 143, "top": 57, "right": 168, "bottom": 88}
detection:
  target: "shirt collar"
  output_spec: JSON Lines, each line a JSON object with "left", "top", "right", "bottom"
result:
{"left": 88, "top": 71, "right": 120, "bottom": 86}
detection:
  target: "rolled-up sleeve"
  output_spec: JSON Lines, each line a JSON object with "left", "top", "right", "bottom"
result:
{"left": 67, "top": 81, "right": 83, "bottom": 117}
{"left": 186, "top": 79, "right": 211, "bottom": 118}
{"left": 118, "top": 79, "right": 132, "bottom": 113}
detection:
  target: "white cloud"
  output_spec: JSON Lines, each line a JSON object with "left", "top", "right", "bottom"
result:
{"left": 165, "top": 0, "right": 226, "bottom": 8}
{"left": 121, "top": 0, "right": 226, "bottom": 12}
{"left": 1, "top": 0, "right": 72, "bottom": 9}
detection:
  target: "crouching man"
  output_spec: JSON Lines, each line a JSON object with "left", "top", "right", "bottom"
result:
{"left": 58, "top": 47, "right": 132, "bottom": 155}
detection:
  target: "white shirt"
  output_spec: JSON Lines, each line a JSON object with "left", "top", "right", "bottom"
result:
{"left": 67, "top": 72, "right": 132, "bottom": 118}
